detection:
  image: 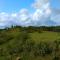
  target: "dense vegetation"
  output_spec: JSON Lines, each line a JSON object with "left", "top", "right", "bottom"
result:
{"left": 0, "top": 26, "right": 60, "bottom": 60}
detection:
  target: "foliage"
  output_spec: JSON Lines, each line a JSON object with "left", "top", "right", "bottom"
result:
{"left": 0, "top": 26, "right": 60, "bottom": 60}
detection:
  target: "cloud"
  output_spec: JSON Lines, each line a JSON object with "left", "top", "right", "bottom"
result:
{"left": 16, "top": 9, "right": 32, "bottom": 26}
{"left": 31, "top": 0, "right": 52, "bottom": 26}
{"left": 50, "top": 8, "right": 60, "bottom": 25}
{"left": 0, "top": 12, "right": 12, "bottom": 28}
{"left": 31, "top": 0, "right": 60, "bottom": 26}
{"left": 51, "top": 14, "right": 60, "bottom": 25}
{"left": 0, "top": 9, "right": 32, "bottom": 28}
{"left": 32, "top": 0, "right": 49, "bottom": 9}
{"left": 0, "top": 0, "right": 60, "bottom": 28}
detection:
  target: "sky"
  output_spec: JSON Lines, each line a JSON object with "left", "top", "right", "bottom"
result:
{"left": 0, "top": 0, "right": 34, "bottom": 13}
{"left": 0, "top": 0, "right": 60, "bottom": 12}
{"left": 0, "top": 0, "right": 60, "bottom": 28}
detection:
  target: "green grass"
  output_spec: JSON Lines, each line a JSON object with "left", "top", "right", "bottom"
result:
{"left": 0, "top": 29, "right": 60, "bottom": 60}
{"left": 29, "top": 31, "right": 60, "bottom": 43}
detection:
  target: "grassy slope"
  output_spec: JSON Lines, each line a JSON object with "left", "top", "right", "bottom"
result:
{"left": 0, "top": 29, "right": 22, "bottom": 60}
{"left": 30, "top": 31, "right": 60, "bottom": 43}
{"left": 0, "top": 29, "right": 60, "bottom": 60}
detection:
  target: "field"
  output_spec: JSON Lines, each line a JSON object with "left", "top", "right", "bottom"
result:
{"left": 30, "top": 31, "right": 60, "bottom": 42}
{"left": 0, "top": 27, "right": 60, "bottom": 60}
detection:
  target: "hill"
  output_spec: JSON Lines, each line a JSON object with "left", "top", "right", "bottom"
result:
{"left": 0, "top": 26, "right": 60, "bottom": 60}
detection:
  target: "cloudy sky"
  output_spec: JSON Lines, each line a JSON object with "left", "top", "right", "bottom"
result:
{"left": 0, "top": 0, "right": 60, "bottom": 28}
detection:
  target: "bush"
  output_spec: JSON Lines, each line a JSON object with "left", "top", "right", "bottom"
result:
{"left": 53, "top": 56, "right": 60, "bottom": 60}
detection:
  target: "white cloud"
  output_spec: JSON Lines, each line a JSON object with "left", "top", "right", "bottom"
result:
{"left": 32, "top": 0, "right": 49, "bottom": 9}
{"left": 16, "top": 9, "right": 32, "bottom": 26}
{"left": 31, "top": 0, "right": 60, "bottom": 26}
{"left": 51, "top": 14, "right": 60, "bottom": 24}
{"left": 11, "top": 13, "right": 17, "bottom": 17}
{"left": 0, "top": 0, "right": 60, "bottom": 28}
{"left": 18, "top": 9, "right": 30, "bottom": 22}
{"left": 32, "top": 9, "right": 43, "bottom": 21}
{"left": 31, "top": 0, "right": 52, "bottom": 26}
{"left": 0, "top": 12, "right": 12, "bottom": 28}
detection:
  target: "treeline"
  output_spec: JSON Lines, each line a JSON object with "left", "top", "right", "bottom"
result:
{"left": 1, "top": 26, "right": 60, "bottom": 32}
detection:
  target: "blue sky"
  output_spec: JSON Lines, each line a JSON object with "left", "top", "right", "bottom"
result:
{"left": 51, "top": 0, "right": 60, "bottom": 9}
{"left": 0, "top": 0, "right": 34, "bottom": 13}
{"left": 0, "top": 0, "right": 60, "bottom": 13}
{"left": 0, "top": 0, "right": 60, "bottom": 28}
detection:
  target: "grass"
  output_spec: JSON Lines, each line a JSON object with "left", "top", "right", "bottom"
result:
{"left": 29, "top": 31, "right": 60, "bottom": 43}
{"left": 0, "top": 29, "right": 60, "bottom": 60}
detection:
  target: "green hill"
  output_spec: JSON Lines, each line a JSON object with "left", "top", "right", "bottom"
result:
{"left": 0, "top": 26, "right": 60, "bottom": 60}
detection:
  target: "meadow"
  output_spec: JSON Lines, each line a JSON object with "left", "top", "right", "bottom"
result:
{"left": 0, "top": 26, "right": 60, "bottom": 60}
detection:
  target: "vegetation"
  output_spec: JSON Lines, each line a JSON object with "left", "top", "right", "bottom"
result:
{"left": 0, "top": 26, "right": 60, "bottom": 60}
